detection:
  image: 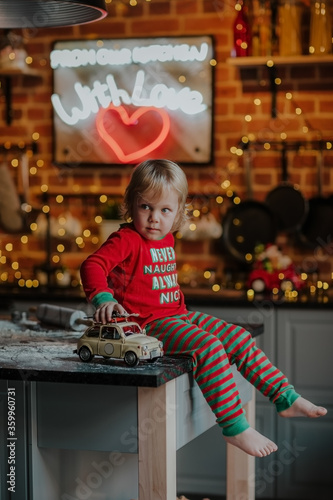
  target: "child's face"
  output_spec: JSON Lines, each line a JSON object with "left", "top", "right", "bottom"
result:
{"left": 133, "top": 188, "right": 179, "bottom": 241}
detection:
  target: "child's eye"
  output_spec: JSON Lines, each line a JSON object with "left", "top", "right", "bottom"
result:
{"left": 140, "top": 204, "right": 150, "bottom": 210}
{"left": 162, "top": 208, "right": 171, "bottom": 213}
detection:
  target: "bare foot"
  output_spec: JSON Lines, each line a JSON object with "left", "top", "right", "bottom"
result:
{"left": 279, "top": 397, "right": 327, "bottom": 418}
{"left": 224, "top": 427, "right": 278, "bottom": 457}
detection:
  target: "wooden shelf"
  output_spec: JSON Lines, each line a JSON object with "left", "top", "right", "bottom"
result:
{"left": 0, "top": 66, "right": 41, "bottom": 78}
{"left": 227, "top": 54, "right": 333, "bottom": 118}
{"left": 226, "top": 54, "right": 333, "bottom": 67}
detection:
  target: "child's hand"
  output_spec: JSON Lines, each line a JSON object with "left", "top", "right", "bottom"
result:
{"left": 94, "top": 302, "right": 127, "bottom": 324}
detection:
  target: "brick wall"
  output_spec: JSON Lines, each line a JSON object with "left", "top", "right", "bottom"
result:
{"left": 0, "top": 0, "right": 332, "bottom": 292}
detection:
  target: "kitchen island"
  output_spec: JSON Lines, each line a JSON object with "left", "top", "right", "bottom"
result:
{"left": 0, "top": 319, "right": 262, "bottom": 500}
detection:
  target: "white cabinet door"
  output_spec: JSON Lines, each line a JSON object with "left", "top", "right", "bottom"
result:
{"left": 276, "top": 308, "right": 333, "bottom": 499}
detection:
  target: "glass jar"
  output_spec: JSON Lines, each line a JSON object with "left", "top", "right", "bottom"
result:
{"left": 252, "top": 0, "right": 273, "bottom": 57}
{"left": 279, "top": 1, "right": 303, "bottom": 56}
{"left": 309, "top": 1, "right": 332, "bottom": 55}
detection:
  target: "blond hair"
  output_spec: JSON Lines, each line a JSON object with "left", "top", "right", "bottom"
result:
{"left": 122, "top": 159, "right": 188, "bottom": 232}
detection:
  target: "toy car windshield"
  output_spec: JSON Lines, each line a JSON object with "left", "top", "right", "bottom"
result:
{"left": 123, "top": 324, "right": 141, "bottom": 336}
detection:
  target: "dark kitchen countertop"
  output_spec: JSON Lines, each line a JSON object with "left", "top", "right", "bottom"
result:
{"left": 182, "top": 286, "right": 333, "bottom": 310}
{"left": 0, "top": 319, "right": 262, "bottom": 387}
{"left": 1, "top": 285, "right": 333, "bottom": 311}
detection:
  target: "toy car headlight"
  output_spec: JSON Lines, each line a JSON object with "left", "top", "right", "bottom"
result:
{"left": 158, "top": 341, "right": 163, "bottom": 349}
{"left": 143, "top": 345, "right": 148, "bottom": 351}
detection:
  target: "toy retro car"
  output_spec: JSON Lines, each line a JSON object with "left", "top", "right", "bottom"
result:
{"left": 74, "top": 316, "right": 163, "bottom": 367}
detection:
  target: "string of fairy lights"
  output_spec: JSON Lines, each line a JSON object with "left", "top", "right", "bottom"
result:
{"left": 0, "top": 14, "right": 332, "bottom": 295}
{"left": 1, "top": 95, "right": 332, "bottom": 293}
{"left": 1, "top": 85, "right": 332, "bottom": 295}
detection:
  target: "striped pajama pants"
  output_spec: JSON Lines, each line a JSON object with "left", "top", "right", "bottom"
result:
{"left": 145, "top": 310, "right": 299, "bottom": 436}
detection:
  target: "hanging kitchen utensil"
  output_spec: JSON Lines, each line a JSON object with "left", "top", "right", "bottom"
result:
{"left": 298, "top": 148, "right": 333, "bottom": 249}
{"left": 265, "top": 142, "right": 308, "bottom": 232}
{"left": 19, "top": 152, "right": 40, "bottom": 231}
{"left": 0, "top": 159, "right": 24, "bottom": 232}
{"left": 221, "top": 148, "right": 277, "bottom": 263}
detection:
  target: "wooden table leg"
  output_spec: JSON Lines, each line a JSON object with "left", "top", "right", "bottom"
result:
{"left": 138, "top": 380, "right": 177, "bottom": 500}
{"left": 226, "top": 386, "right": 256, "bottom": 500}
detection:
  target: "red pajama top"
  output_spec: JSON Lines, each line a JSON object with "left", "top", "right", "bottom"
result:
{"left": 80, "top": 224, "right": 187, "bottom": 327}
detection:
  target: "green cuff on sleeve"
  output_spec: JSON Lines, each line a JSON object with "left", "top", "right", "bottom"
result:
{"left": 91, "top": 292, "right": 117, "bottom": 308}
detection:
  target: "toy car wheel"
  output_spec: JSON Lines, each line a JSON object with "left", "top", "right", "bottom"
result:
{"left": 124, "top": 351, "right": 139, "bottom": 367}
{"left": 79, "top": 346, "right": 93, "bottom": 362}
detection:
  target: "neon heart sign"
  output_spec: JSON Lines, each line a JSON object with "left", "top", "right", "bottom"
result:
{"left": 96, "top": 104, "right": 171, "bottom": 163}
{"left": 51, "top": 37, "right": 214, "bottom": 166}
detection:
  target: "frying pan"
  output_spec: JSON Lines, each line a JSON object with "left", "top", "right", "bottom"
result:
{"left": 298, "top": 148, "right": 333, "bottom": 249}
{"left": 221, "top": 149, "right": 277, "bottom": 263}
{"left": 265, "top": 143, "right": 308, "bottom": 232}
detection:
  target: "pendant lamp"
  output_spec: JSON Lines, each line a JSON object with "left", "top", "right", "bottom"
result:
{"left": 0, "top": 0, "right": 108, "bottom": 29}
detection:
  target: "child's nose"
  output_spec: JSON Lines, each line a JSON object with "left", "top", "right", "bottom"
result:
{"left": 149, "top": 210, "right": 158, "bottom": 222}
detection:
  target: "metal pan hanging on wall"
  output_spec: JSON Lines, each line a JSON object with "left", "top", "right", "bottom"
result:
{"left": 221, "top": 149, "right": 277, "bottom": 263}
{"left": 298, "top": 148, "right": 333, "bottom": 249}
{"left": 265, "top": 143, "right": 308, "bottom": 232}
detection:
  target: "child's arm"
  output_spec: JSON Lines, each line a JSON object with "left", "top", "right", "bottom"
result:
{"left": 80, "top": 229, "right": 133, "bottom": 306}
{"left": 80, "top": 229, "right": 137, "bottom": 323}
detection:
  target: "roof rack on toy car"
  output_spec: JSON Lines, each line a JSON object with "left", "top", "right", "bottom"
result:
{"left": 110, "top": 316, "right": 130, "bottom": 323}
{"left": 85, "top": 312, "right": 139, "bottom": 324}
